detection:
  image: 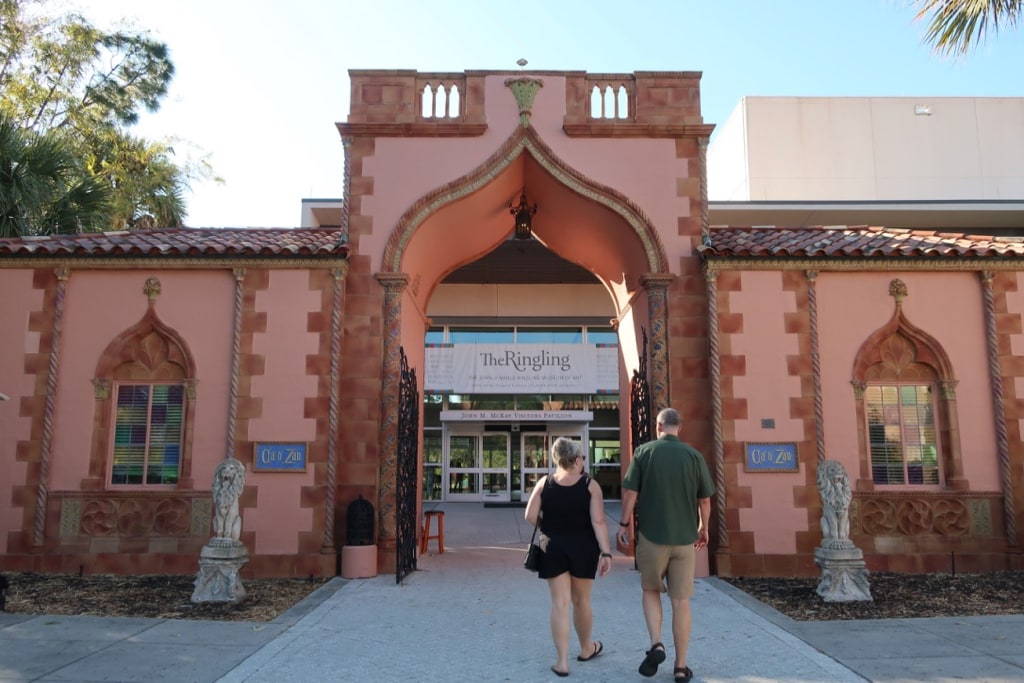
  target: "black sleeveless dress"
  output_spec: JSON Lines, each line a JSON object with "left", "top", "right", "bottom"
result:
{"left": 537, "top": 476, "right": 600, "bottom": 579}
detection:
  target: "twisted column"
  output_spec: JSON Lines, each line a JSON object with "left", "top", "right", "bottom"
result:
{"left": 340, "top": 137, "right": 352, "bottom": 242}
{"left": 34, "top": 266, "right": 69, "bottom": 546}
{"left": 698, "top": 136, "right": 710, "bottom": 245}
{"left": 705, "top": 267, "right": 727, "bottom": 548}
{"left": 640, "top": 274, "right": 675, "bottom": 414}
{"left": 322, "top": 264, "right": 349, "bottom": 553}
{"left": 807, "top": 271, "right": 825, "bottom": 463}
{"left": 226, "top": 268, "right": 245, "bottom": 461}
{"left": 375, "top": 273, "right": 409, "bottom": 545}
{"left": 980, "top": 272, "right": 1016, "bottom": 545}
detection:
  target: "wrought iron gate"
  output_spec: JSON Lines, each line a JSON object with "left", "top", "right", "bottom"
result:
{"left": 395, "top": 347, "right": 419, "bottom": 584}
{"left": 630, "top": 328, "right": 652, "bottom": 452}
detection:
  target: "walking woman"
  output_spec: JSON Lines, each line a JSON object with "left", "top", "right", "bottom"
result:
{"left": 525, "top": 437, "right": 613, "bottom": 677}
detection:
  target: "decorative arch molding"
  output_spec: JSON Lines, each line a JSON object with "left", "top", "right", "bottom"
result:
{"left": 83, "top": 278, "right": 198, "bottom": 491}
{"left": 850, "top": 279, "right": 966, "bottom": 492}
{"left": 852, "top": 314, "right": 954, "bottom": 382}
{"left": 381, "top": 124, "right": 669, "bottom": 275}
{"left": 95, "top": 277, "right": 196, "bottom": 380}
{"left": 94, "top": 310, "right": 197, "bottom": 381}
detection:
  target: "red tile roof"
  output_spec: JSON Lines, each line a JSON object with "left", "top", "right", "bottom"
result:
{"left": 700, "top": 226, "right": 1024, "bottom": 259}
{"left": 0, "top": 228, "right": 348, "bottom": 258}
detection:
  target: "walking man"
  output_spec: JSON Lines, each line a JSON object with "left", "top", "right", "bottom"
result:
{"left": 617, "top": 408, "right": 714, "bottom": 682}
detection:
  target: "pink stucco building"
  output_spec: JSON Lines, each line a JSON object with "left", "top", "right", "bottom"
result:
{"left": 1, "top": 70, "right": 1021, "bottom": 578}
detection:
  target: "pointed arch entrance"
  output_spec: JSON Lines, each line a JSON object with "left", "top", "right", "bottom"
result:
{"left": 375, "top": 122, "right": 673, "bottom": 550}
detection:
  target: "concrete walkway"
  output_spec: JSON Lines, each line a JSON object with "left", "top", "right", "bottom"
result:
{"left": 2, "top": 502, "right": 1022, "bottom": 682}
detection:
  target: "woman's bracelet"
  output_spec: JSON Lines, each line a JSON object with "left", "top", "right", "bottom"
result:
{"left": 618, "top": 520, "right": 630, "bottom": 527}
{"left": 600, "top": 552, "right": 612, "bottom": 559}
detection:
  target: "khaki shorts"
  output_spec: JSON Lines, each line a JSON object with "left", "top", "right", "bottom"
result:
{"left": 635, "top": 532, "right": 696, "bottom": 600}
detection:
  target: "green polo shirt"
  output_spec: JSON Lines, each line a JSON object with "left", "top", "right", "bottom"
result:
{"left": 622, "top": 434, "right": 715, "bottom": 546}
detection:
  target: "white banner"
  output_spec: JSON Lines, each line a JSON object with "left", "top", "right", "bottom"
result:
{"left": 440, "top": 410, "right": 593, "bottom": 422}
{"left": 425, "top": 343, "right": 619, "bottom": 393}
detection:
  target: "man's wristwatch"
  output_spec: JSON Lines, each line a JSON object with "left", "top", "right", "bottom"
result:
{"left": 618, "top": 520, "right": 630, "bottom": 527}
{"left": 600, "top": 552, "right": 612, "bottom": 559}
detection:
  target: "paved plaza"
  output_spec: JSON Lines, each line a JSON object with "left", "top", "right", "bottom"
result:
{"left": 2, "top": 503, "right": 1023, "bottom": 682}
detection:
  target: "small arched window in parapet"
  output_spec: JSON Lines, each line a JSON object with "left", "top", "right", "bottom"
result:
{"left": 422, "top": 82, "right": 460, "bottom": 119}
{"left": 446, "top": 84, "right": 461, "bottom": 118}
{"left": 590, "top": 84, "right": 630, "bottom": 119}
{"left": 616, "top": 85, "right": 629, "bottom": 119}
{"left": 421, "top": 84, "right": 434, "bottom": 118}
{"left": 590, "top": 85, "right": 603, "bottom": 118}
{"left": 434, "top": 85, "right": 447, "bottom": 118}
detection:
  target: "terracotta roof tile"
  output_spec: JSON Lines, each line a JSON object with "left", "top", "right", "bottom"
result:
{"left": 699, "top": 226, "right": 1024, "bottom": 259}
{"left": 0, "top": 228, "right": 348, "bottom": 259}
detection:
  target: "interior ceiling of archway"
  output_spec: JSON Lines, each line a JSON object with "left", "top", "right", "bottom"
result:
{"left": 400, "top": 153, "right": 651, "bottom": 314}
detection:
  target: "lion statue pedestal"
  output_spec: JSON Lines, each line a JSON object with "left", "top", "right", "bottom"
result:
{"left": 192, "top": 458, "right": 249, "bottom": 604}
{"left": 814, "top": 460, "right": 872, "bottom": 603}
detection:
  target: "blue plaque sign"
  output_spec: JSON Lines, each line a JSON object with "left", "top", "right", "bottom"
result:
{"left": 253, "top": 443, "right": 307, "bottom": 472}
{"left": 744, "top": 442, "right": 798, "bottom": 472}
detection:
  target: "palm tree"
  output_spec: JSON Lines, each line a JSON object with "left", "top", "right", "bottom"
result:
{"left": 915, "top": 0, "right": 1023, "bottom": 56}
{"left": 0, "top": 115, "right": 112, "bottom": 237}
{"left": 87, "top": 130, "right": 187, "bottom": 229}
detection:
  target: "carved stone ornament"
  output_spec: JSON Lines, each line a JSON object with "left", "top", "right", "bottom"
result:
{"left": 143, "top": 277, "right": 162, "bottom": 302}
{"left": 814, "top": 460, "right": 872, "bottom": 602}
{"left": 192, "top": 457, "right": 249, "bottom": 604}
{"left": 889, "top": 279, "right": 908, "bottom": 305}
{"left": 505, "top": 77, "right": 543, "bottom": 127}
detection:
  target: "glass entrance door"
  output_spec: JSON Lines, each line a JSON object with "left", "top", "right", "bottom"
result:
{"left": 445, "top": 432, "right": 510, "bottom": 502}
{"left": 519, "top": 428, "right": 586, "bottom": 499}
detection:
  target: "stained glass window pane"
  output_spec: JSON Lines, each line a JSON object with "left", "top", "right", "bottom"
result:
{"left": 113, "top": 383, "right": 184, "bottom": 486}
{"left": 866, "top": 383, "right": 940, "bottom": 486}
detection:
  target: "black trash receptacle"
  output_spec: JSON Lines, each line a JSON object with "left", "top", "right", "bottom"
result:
{"left": 346, "top": 495, "right": 374, "bottom": 545}
{"left": 342, "top": 495, "right": 377, "bottom": 578}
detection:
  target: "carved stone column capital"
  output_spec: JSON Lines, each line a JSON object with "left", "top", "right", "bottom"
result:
{"left": 940, "top": 379, "right": 959, "bottom": 400}
{"left": 375, "top": 272, "right": 410, "bottom": 292}
{"left": 639, "top": 272, "right": 676, "bottom": 292}
{"left": 331, "top": 263, "right": 350, "bottom": 281}
{"left": 851, "top": 381, "right": 868, "bottom": 399}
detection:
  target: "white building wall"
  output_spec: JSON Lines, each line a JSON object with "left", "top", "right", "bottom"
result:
{"left": 709, "top": 97, "right": 1024, "bottom": 202}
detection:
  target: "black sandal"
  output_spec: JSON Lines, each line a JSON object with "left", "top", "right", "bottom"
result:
{"left": 577, "top": 640, "right": 603, "bottom": 662}
{"left": 638, "top": 642, "right": 666, "bottom": 677}
{"left": 674, "top": 666, "right": 693, "bottom": 682}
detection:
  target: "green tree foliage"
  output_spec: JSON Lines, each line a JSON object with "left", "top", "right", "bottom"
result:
{"left": 915, "top": 0, "right": 1023, "bottom": 56}
{"left": 0, "top": 0, "right": 211, "bottom": 233}
{"left": 0, "top": 114, "right": 110, "bottom": 237}
{"left": 89, "top": 130, "right": 186, "bottom": 230}
{"left": 0, "top": 0, "right": 173, "bottom": 135}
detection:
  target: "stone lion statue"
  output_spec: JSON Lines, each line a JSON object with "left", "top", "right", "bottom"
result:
{"left": 817, "top": 460, "right": 852, "bottom": 548}
{"left": 212, "top": 458, "right": 246, "bottom": 541}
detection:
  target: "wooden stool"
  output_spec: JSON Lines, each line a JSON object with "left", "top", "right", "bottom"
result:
{"left": 420, "top": 510, "right": 445, "bottom": 554}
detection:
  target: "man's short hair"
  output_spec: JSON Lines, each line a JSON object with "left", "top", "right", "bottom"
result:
{"left": 657, "top": 408, "right": 681, "bottom": 428}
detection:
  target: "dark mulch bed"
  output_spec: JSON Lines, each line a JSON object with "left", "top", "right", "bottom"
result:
{"left": 0, "top": 572, "right": 328, "bottom": 622}
{"left": 3, "top": 571, "right": 1022, "bottom": 623}
{"left": 721, "top": 571, "right": 1024, "bottom": 621}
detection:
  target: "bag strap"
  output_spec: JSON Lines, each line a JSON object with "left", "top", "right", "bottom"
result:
{"left": 528, "top": 475, "right": 547, "bottom": 541}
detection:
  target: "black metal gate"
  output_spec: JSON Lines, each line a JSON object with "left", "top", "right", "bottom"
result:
{"left": 630, "top": 327, "right": 652, "bottom": 452}
{"left": 395, "top": 347, "right": 419, "bottom": 584}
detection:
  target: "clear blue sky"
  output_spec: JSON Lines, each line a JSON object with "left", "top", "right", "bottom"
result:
{"left": 80, "top": 0, "right": 1024, "bottom": 228}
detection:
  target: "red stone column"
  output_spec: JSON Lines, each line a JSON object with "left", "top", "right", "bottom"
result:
{"left": 641, "top": 273, "right": 675, "bottom": 414}
{"left": 374, "top": 272, "right": 409, "bottom": 562}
